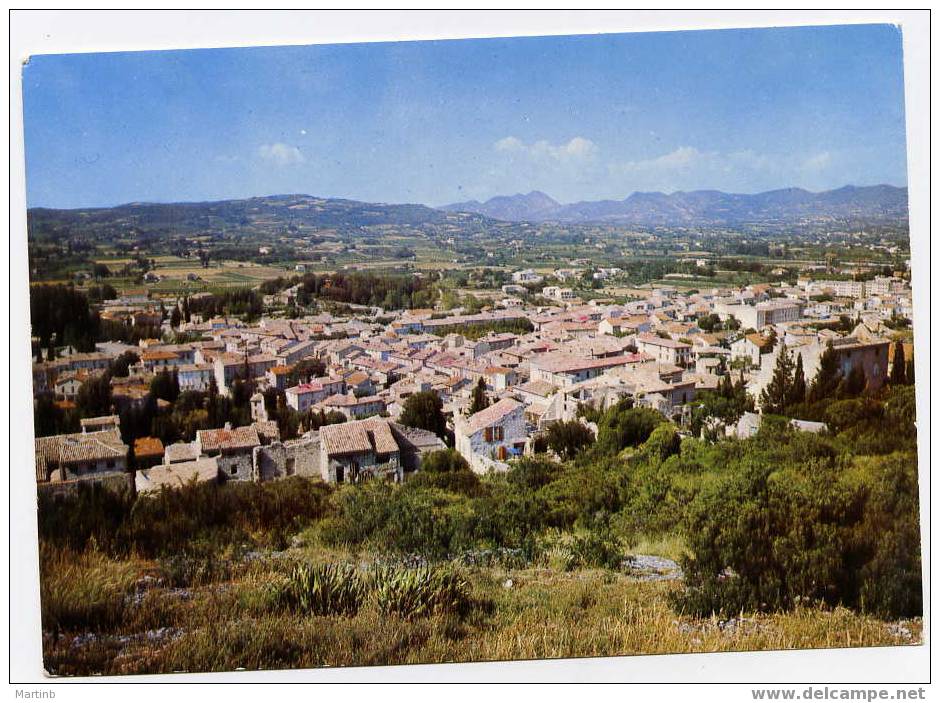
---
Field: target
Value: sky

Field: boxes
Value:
[22,24,909,209]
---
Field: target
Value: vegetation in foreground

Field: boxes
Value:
[37,385,921,676]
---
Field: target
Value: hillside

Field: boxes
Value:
[27,194,493,241]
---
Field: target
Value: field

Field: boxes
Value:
[40,540,920,677]
[90,256,294,294]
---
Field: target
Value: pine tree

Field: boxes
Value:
[170,306,182,329]
[890,341,907,385]
[468,377,490,416]
[839,364,867,398]
[719,373,734,399]
[787,353,807,409]
[808,342,841,403]
[906,357,915,385]
[759,344,794,415]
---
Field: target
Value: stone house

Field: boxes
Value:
[195,425,261,481]
[455,398,527,474]
[35,428,128,483]
[731,333,775,367]
[318,417,403,483]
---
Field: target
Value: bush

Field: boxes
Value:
[544,420,594,461]
[276,563,366,616]
[39,477,333,558]
[406,449,481,496]
[595,404,664,455]
[372,565,472,619]
[672,449,923,619]
[638,423,681,462]
[855,454,922,618]
[562,530,624,571]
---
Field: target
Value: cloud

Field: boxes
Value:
[257,142,305,166]
[608,145,836,192]
[494,136,598,162]
[803,151,832,171]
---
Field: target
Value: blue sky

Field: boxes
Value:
[23,24,908,209]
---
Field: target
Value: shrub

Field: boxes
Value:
[563,530,624,571]
[544,420,594,461]
[638,423,681,461]
[372,565,472,619]
[595,404,664,455]
[276,563,366,616]
[673,455,891,618]
[406,449,481,496]
[855,454,922,618]
[38,477,333,558]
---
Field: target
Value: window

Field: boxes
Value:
[106,460,115,469]
[230,465,238,476]
[286,458,295,476]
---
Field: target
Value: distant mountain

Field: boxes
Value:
[445,190,561,222]
[440,185,908,225]
[28,193,493,237]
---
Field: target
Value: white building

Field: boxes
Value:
[635,334,693,367]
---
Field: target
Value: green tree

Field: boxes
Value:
[759,344,794,415]
[544,420,594,461]
[595,402,663,455]
[839,364,867,398]
[787,353,807,408]
[286,358,326,387]
[170,306,182,329]
[150,369,180,403]
[399,391,448,440]
[110,350,140,378]
[889,341,907,386]
[76,372,113,417]
[808,342,841,403]
[468,377,489,416]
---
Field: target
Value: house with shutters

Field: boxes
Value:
[455,397,527,474]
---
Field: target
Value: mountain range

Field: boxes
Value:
[27,185,908,241]
[442,185,908,225]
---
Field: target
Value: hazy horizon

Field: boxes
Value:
[25,181,910,212]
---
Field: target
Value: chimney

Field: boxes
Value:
[224,421,232,430]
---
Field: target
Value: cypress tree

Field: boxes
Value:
[759,344,794,415]
[468,377,490,416]
[890,341,907,386]
[788,353,807,409]
[808,342,841,403]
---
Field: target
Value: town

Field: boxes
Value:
[32,261,913,495]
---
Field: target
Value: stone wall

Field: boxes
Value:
[252,437,321,482]
[216,451,254,482]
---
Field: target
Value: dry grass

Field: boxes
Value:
[40,554,921,677]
